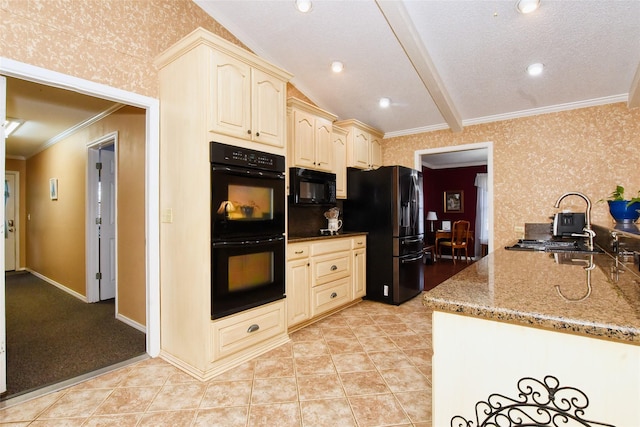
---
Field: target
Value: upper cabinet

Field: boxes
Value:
[210,52,287,147]
[333,119,383,170]
[156,28,293,154]
[332,126,348,199]
[287,98,337,173]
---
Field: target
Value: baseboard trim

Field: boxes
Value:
[26,269,87,302]
[116,313,146,333]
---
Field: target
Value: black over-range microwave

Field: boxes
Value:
[289,167,337,205]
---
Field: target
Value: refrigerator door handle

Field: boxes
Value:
[402,237,423,244]
[401,254,425,263]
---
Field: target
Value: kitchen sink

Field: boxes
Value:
[505,239,604,254]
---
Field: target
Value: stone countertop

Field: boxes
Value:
[423,248,640,344]
[287,231,368,243]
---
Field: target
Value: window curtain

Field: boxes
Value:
[474,173,488,256]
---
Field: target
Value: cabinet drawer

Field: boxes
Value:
[211,301,285,361]
[311,278,351,317]
[312,252,350,285]
[311,238,351,256]
[287,243,309,260]
[352,235,366,249]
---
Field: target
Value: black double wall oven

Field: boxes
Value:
[210,142,286,319]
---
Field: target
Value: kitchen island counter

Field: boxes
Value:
[423,248,640,425]
[423,248,640,343]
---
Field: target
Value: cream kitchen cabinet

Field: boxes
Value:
[287,97,337,173]
[286,243,311,327]
[155,28,292,382]
[333,119,383,170]
[211,53,287,148]
[352,235,367,299]
[286,235,366,330]
[332,126,348,199]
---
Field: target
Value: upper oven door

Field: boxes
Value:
[212,164,285,240]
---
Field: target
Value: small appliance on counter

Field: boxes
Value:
[552,212,586,237]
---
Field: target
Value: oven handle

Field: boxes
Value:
[212,236,285,248]
[211,164,284,180]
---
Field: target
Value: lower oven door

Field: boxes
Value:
[211,235,285,319]
[393,252,425,304]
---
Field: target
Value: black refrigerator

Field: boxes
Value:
[344,166,424,304]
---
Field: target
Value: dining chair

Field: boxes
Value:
[438,220,470,264]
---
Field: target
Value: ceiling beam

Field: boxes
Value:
[629,61,640,109]
[376,0,463,132]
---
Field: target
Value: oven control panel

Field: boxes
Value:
[210,141,285,173]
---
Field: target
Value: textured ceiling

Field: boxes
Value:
[195,0,640,137]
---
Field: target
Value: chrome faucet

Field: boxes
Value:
[554,191,595,250]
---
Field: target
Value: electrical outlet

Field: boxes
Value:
[383,285,389,297]
[514,225,524,233]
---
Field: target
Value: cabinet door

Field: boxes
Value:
[369,134,383,170]
[353,248,366,299]
[351,129,370,169]
[286,258,310,327]
[332,129,347,199]
[314,117,333,172]
[252,68,286,147]
[291,109,316,169]
[210,52,251,139]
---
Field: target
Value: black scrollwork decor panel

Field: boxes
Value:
[450,375,615,427]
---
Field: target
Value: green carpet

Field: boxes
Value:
[3,272,146,399]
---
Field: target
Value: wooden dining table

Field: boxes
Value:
[434,229,474,260]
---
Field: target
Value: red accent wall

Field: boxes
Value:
[422,165,487,255]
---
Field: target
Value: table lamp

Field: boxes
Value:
[426,211,438,232]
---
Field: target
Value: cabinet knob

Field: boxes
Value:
[247,324,260,333]
[330,265,337,271]
[247,130,252,135]
[330,292,337,299]
[255,132,260,137]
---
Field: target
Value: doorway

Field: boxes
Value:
[1,57,160,400]
[415,142,494,255]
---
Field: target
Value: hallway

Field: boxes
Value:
[3,272,146,400]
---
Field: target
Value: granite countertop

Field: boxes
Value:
[423,248,640,344]
[287,231,368,243]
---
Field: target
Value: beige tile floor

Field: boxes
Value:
[0,294,433,426]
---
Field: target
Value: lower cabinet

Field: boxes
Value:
[210,300,286,361]
[286,235,366,330]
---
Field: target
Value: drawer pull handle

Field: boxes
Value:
[330,265,338,271]
[330,292,338,299]
[295,250,304,254]
[247,324,260,333]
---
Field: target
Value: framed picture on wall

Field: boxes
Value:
[50,178,58,200]
[444,190,463,213]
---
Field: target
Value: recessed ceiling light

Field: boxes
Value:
[379,97,391,108]
[295,0,312,13]
[4,118,24,138]
[516,0,540,14]
[331,61,344,73]
[526,62,544,76]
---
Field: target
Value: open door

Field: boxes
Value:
[1,75,8,393]
[86,134,117,303]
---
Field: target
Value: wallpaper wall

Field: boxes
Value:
[0,0,242,98]
[382,103,640,249]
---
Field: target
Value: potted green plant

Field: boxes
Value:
[603,185,640,223]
